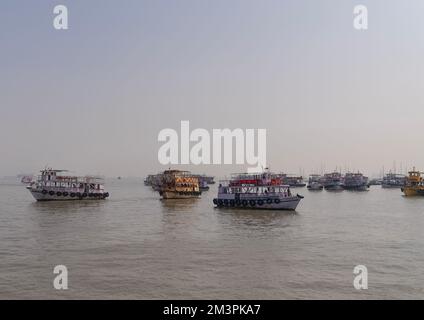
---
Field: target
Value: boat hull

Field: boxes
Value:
[382,184,403,189]
[213,195,302,211]
[324,185,344,191]
[342,185,369,191]
[160,191,201,199]
[402,187,424,197]
[29,190,108,201]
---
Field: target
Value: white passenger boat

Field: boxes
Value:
[26,169,109,201]
[213,171,303,210]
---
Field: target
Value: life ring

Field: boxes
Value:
[229,200,235,207]
[249,200,256,206]
[242,200,248,206]
[213,198,218,205]
[266,198,273,204]
[257,199,264,206]
[42,190,48,195]
[274,198,280,204]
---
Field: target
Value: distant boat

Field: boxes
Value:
[26,169,109,201]
[199,180,210,191]
[322,172,343,191]
[382,173,405,188]
[144,174,158,186]
[156,170,201,199]
[20,175,34,184]
[342,172,369,191]
[368,178,382,186]
[401,168,424,196]
[278,173,306,187]
[192,174,215,185]
[307,174,323,190]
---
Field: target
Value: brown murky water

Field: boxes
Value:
[0,177,423,299]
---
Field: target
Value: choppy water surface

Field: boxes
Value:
[0,177,423,299]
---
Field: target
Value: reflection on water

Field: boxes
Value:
[214,207,298,228]
[160,198,199,213]
[30,200,107,214]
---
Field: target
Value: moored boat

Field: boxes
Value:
[26,169,109,201]
[368,178,382,186]
[323,172,343,191]
[199,180,210,191]
[213,171,303,210]
[157,170,201,199]
[193,174,214,190]
[342,172,369,191]
[382,173,406,188]
[307,174,323,190]
[279,174,306,187]
[144,174,156,186]
[401,168,424,196]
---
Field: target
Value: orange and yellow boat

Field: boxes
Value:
[401,168,424,196]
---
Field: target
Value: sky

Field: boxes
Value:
[1,0,424,178]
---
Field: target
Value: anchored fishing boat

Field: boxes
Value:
[213,171,303,210]
[342,172,369,191]
[157,170,201,199]
[26,169,109,201]
[401,168,424,196]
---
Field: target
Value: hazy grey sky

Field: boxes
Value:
[1,0,424,177]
